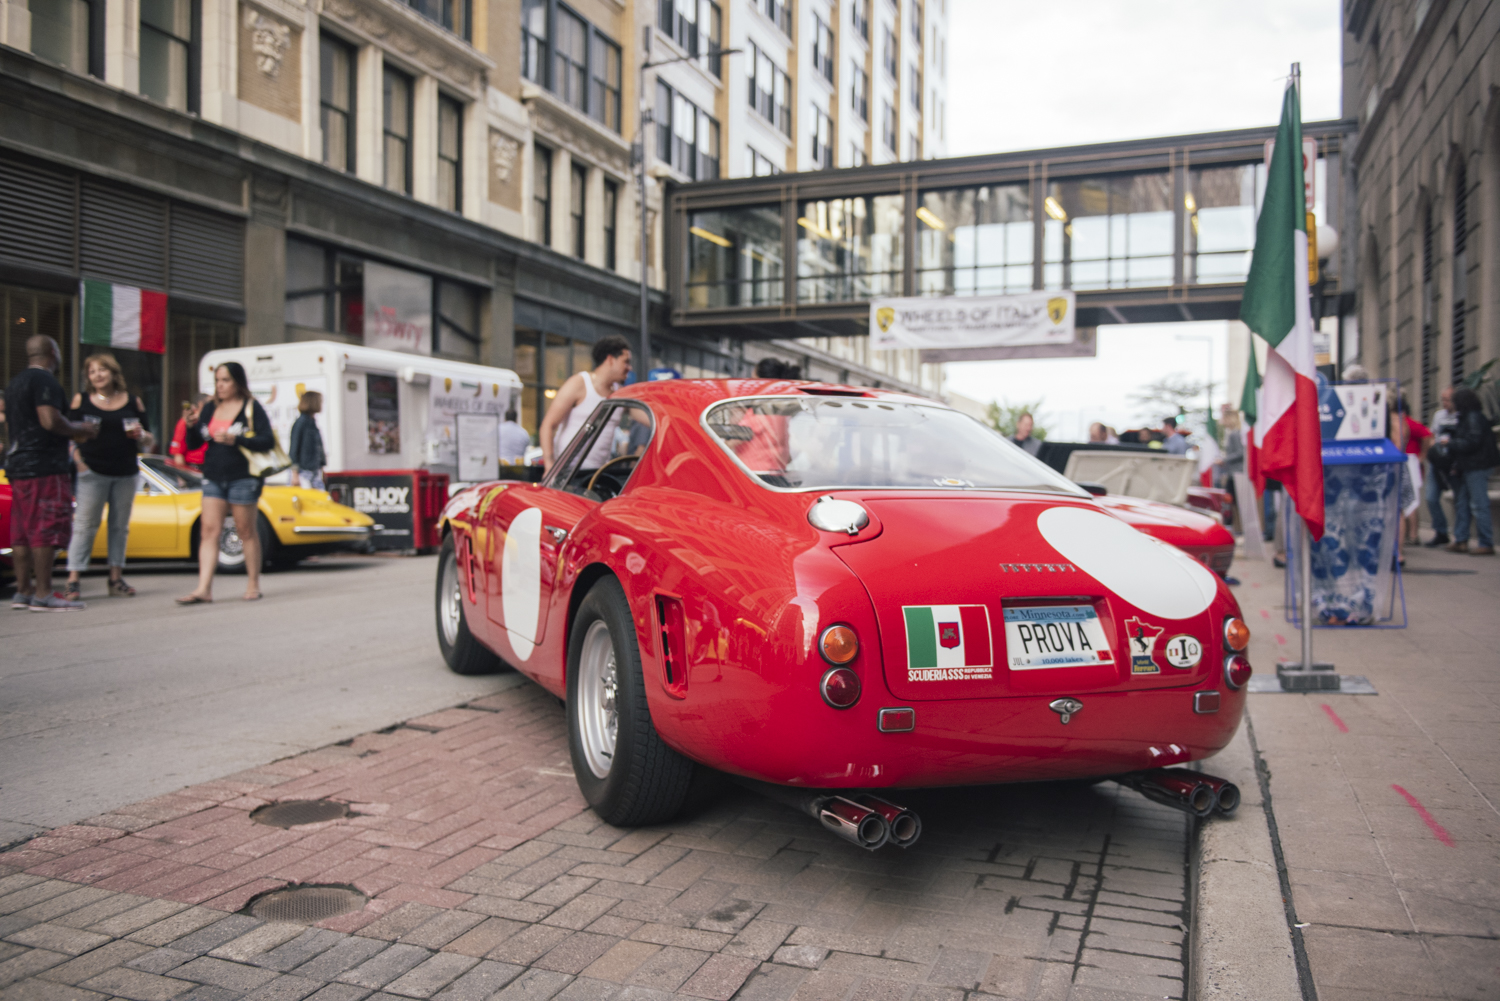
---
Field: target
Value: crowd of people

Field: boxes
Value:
[3,336,331,610]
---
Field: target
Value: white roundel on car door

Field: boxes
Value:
[1037,506,1218,621]
[502,506,543,660]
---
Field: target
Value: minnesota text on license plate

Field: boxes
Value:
[1004,605,1114,669]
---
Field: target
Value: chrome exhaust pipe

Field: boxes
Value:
[1178,771,1240,815]
[818,797,890,850]
[854,794,922,848]
[1115,770,1215,817]
[731,778,902,851]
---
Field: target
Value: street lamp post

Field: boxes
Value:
[633,31,740,377]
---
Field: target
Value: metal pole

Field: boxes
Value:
[1299,517,1313,668]
[638,46,651,375]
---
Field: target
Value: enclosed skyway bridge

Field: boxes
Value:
[666,120,1359,341]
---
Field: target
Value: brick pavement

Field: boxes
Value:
[0,682,1195,1001]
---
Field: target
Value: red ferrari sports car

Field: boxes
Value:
[435,380,1251,840]
[1094,494,1237,579]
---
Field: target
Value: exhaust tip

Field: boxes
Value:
[855,814,887,847]
[889,813,920,845]
[819,797,890,851]
[1188,784,1216,816]
[1213,782,1241,815]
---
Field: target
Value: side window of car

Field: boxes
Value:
[545,401,654,501]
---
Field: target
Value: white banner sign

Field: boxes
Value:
[428,376,516,468]
[364,261,432,355]
[869,291,1076,351]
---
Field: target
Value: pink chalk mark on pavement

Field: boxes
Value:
[1260,609,1272,619]
[1275,634,1287,645]
[1320,704,1349,733]
[1391,784,1456,847]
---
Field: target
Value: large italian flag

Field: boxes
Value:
[1239,80,1324,540]
[81,279,166,354]
[903,604,992,681]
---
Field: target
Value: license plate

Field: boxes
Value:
[1003,605,1115,670]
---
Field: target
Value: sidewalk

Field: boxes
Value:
[1231,540,1500,1001]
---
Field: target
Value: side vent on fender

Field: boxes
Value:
[456,534,478,604]
[655,594,689,699]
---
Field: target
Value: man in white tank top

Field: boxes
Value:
[538,335,633,471]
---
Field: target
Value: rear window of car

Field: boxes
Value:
[703,396,1087,495]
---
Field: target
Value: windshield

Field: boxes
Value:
[142,455,203,491]
[704,397,1087,495]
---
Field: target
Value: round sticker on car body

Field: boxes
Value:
[1162,634,1203,669]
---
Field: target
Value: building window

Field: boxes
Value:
[533,145,552,244]
[31,0,98,75]
[521,1,623,133]
[603,179,618,270]
[140,0,197,113]
[760,0,791,35]
[851,63,868,121]
[589,32,622,131]
[813,15,834,82]
[881,100,896,152]
[849,142,867,167]
[570,162,587,258]
[658,80,720,180]
[687,205,785,307]
[746,147,781,177]
[553,7,588,112]
[658,0,723,76]
[399,0,469,41]
[383,67,413,194]
[811,106,833,170]
[748,42,791,137]
[910,0,922,43]
[1045,173,1174,291]
[916,184,1033,296]
[320,34,356,172]
[909,65,921,110]
[522,0,547,83]
[796,194,905,302]
[881,24,897,78]
[852,0,869,41]
[907,132,920,160]
[1452,157,1468,385]
[438,95,463,212]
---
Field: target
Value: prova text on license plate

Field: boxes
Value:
[1003,605,1114,670]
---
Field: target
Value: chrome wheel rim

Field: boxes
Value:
[219,523,245,565]
[577,619,619,778]
[439,550,462,647]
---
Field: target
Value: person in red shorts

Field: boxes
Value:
[5,335,99,611]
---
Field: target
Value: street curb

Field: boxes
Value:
[1191,720,1304,1000]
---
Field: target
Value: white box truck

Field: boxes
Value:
[198,341,524,485]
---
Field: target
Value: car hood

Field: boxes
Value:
[830,493,1228,701]
[1094,494,1234,551]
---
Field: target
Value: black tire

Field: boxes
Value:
[217,515,275,574]
[567,576,694,825]
[435,534,506,676]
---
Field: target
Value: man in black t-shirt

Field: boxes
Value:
[5,335,98,611]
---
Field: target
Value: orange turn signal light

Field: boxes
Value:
[1223,617,1250,652]
[820,625,859,665]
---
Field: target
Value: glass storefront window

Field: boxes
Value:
[515,328,540,437]
[917,184,1031,296]
[796,194,903,303]
[1044,173,1172,291]
[3,288,75,440]
[687,205,784,308]
[166,313,238,441]
[1187,164,1259,285]
[436,281,480,361]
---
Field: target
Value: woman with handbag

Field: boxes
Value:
[176,362,276,603]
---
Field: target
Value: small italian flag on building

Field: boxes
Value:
[903,605,993,681]
[81,279,166,354]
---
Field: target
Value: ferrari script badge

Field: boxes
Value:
[875,306,896,333]
[1047,296,1069,324]
[1049,698,1083,725]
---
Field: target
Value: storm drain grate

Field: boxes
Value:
[250,799,349,828]
[250,885,366,924]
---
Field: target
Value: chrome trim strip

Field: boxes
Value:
[292,526,371,535]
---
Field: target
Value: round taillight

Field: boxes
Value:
[1224,616,1250,652]
[820,667,861,708]
[1224,654,1252,690]
[820,625,859,665]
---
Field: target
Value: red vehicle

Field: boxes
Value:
[435,380,1251,843]
[1094,494,1237,579]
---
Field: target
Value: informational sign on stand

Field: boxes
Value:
[456,413,499,482]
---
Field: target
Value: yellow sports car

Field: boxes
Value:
[1,456,373,573]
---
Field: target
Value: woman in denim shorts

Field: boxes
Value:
[175,362,275,604]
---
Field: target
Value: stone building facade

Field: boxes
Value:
[1345,0,1500,415]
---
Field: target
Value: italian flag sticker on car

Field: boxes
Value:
[903,605,993,681]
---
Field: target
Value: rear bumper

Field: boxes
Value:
[660,680,1246,789]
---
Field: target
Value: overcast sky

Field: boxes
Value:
[940,0,1342,436]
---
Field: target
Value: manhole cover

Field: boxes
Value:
[250,800,349,828]
[250,885,366,924]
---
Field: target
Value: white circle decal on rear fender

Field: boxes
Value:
[502,506,543,661]
[1036,506,1218,621]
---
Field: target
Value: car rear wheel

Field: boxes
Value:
[436,534,506,676]
[217,516,275,573]
[567,576,693,826]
